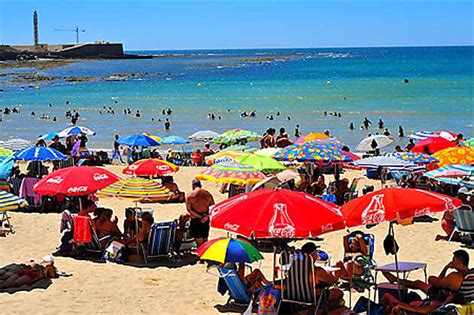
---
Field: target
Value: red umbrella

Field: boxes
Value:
[341,188,462,227]
[123,159,179,177]
[210,188,346,238]
[411,137,456,155]
[34,166,120,196]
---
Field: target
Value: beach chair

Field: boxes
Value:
[431,269,474,314]
[339,233,377,304]
[73,216,111,256]
[344,177,362,202]
[146,221,177,260]
[449,206,474,247]
[216,267,253,307]
[279,250,327,313]
[0,210,14,236]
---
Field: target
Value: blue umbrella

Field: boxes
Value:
[58,125,96,137]
[13,146,67,161]
[117,134,160,147]
[161,136,188,145]
[38,132,59,140]
[0,156,14,179]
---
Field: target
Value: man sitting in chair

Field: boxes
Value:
[382,250,470,300]
[162,176,185,203]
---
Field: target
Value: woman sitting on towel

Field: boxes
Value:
[0,256,57,289]
[334,231,369,283]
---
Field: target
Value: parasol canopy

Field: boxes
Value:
[123,159,179,177]
[213,128,261,145]
[294,133,331,144]
[188,130,219,141]
[196,237,263,263]
[431,147,474,167]
[356,135,394,152]
[196,162,265,185]
[236,154,286,172]
[58,125,96,137]
[410,137,456,155]
[13,146,67,161]
[0,190,28,211]
[96,177,172,202]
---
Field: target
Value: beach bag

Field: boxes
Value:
[103,241,125,262]
[258,286,281,314]
[353,296,384,315]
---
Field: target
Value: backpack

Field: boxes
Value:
[258,286,281,314]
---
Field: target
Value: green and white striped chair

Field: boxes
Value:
[449,206,474,247]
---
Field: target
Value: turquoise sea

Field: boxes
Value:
[0,46,473,150]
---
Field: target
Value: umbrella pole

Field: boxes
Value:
[273,245,277,283]
[134,201,143,262]
[391,222,402,298]
[78,197,82,213]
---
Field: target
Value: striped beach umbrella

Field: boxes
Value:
[213,129,261,145]
[58,125,96,137]
[97,177,172,202]
[432,147,474,167]
[196,238,263,264]
[0,190,28,211]
[142,132,162,143]
[425,165,473,179]
[195,162,266,185]
[464,138,474,148]
[13,146,67,161]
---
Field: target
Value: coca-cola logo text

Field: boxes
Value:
[46,176,64,184]
[268,203,296,238]
[93,173,109,181]
[67,186,88,194]
[361,194,386,225]
[224,223,240,232]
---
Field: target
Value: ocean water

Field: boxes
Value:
[0,46,472,150]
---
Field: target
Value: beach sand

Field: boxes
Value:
[0,166,463,314]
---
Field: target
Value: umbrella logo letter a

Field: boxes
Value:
[361,194,385,225]
[269,203,295,238]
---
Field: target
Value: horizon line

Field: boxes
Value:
[124,44,474,52]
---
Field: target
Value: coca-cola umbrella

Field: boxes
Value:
[34,166,120,196]
[410,137,456,155]
[210,188,346,239]
[341,188,462,295]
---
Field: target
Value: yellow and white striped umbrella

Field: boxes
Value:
[97,177,172,202]
[0,190,28,211]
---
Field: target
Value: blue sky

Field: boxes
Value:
[1,1,472,50]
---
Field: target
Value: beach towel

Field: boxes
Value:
[73,216,92,243]
[19,177,41,205]
[258,286,280,314]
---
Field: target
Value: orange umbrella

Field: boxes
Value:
[295,133,331,144]
[432,147,474,167]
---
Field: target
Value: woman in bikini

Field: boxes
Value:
[0,258,57,289]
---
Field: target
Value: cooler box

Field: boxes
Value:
[377,282,407,303]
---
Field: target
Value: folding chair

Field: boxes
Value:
[344,177,363,202]
[217,267,252,307]
[280,250,327,313]
[0,210,14,235]
[146,221,177,261]
[449,207,474,247]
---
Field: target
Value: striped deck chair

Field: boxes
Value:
[217,267,252,306]
[449,207,474,247]
[280,250,327,312]
[430,270,474,314]
[147,221,177,259]
[85,220,111,254]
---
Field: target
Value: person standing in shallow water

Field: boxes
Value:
[399,126,404,138]
[164,118,171,131]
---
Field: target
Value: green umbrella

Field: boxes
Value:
[236,154,286,173]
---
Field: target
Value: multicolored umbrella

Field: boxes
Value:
[384,152,438,165]
[294,133,331,144]
[0,148,13,157]
[410,137,456,155]
[97,177,172,202]
[117,134,160,147]
[210,188,346,238]
[34,166,120,196]
[0,190,28,211]
[58,125,96,137]
[341,188,462,227]
[13,146,67,161]
[123,159,179,177]
[236,154,286,172]
[356,135,394,152]
[142,132,162,143]
[205,150,249,165]
[213,128,261,145]
[432,147,474,167]
[196,238,263,263]
[354,156,418,170]
[274,142,353,163]
[196,162,265,185]
[221,145,258,153]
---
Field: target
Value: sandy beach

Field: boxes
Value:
[0,165,463,315]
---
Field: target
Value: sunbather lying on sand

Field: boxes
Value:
[0,256,57,289]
